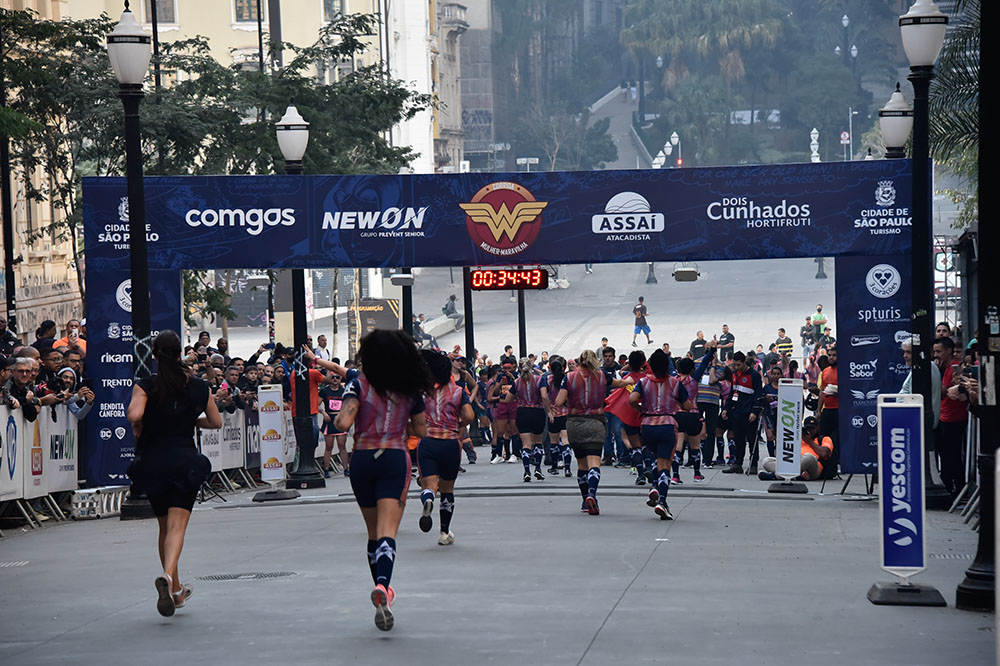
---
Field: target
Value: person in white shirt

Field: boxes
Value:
[314,335,331,361]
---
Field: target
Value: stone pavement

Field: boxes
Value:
[0,455,992,666]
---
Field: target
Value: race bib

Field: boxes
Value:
[329,398,342,411]
[700,375,709,386]
[732,393,739,402]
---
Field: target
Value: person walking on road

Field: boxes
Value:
[720,351,763,475]
[512,357,548,481]
[631,297,653,347]
[126,331,221,618]
[334,329,432,632]
[629,349,691,520]
[556,350,633,515]
[417,350,474,546]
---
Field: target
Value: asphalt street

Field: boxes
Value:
[0,457,991,666]
[226,258,838,364]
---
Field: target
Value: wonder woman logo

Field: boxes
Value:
[460,182,548,256]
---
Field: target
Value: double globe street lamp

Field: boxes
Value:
[880,1,991,612]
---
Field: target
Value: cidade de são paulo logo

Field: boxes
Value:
[705,196,811,229]
[460,182,548,256]
[322,206,428,238]
[866,264,902,299]
[99,197,160,250]
[185,207,295,236]
[592,192,664,241]
[854,180,911,235]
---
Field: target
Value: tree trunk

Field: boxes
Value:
[332,267,339,360]
[221,269,233,338]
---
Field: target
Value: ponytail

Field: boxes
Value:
[152,330,187,397]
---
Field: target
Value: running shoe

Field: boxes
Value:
[438,532,455,546]
[344,468,350,477]
[154,575,175,617]
[490,456,502,465]
[703,460,715,469]
[523,472,532,482]
[564,469,572,478]
[371,584,395,632]
[646,488,659,507]
[671,475,684,485]
[693,473,706,482]
[632,342,638,347]
[635,475,646,486]
[419,497,434,533]
[173,582,194,609]
[547,466,559,475]
[323,467,331,479]
[534,470,545,481]
[654,503,674,520]
[714,458,726,466]
[585,495,600,515]
[721,464,743,474]
[581,500,589,513]
[459,466,467,473]
[507,456,519,464]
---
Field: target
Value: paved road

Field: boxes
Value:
[224,258,836,365]
[0,459,990,665]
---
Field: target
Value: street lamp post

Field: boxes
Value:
[900,0,950,517]
[276,103,325,490]
[108,3,155,520]
[810,128,820,163]
[645,263,657,284]
[670,131,682,167]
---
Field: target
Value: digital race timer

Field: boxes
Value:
[469,268,549,290]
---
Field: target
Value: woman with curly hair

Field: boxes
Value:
[334,329,433,632]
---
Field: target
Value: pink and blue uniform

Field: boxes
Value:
[419,381,469,482]
[563,369,609,415]
[343,374,425,508]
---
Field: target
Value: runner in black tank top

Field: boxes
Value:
[127,331,222,617]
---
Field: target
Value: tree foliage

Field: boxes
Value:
[929,0,978,229]
[2,8,430,323]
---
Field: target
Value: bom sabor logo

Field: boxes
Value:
[260,400,280,413]
[262,456,283,470]
[460,182,548,256]
[262,428,281,441]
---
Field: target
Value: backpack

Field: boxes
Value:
[442,305,449,315]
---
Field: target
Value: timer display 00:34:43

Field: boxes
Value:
[468,269,548,290]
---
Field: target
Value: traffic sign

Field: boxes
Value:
[840,131,850,145]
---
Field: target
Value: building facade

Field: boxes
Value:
[433,2,467,173]
[1,0,82,343]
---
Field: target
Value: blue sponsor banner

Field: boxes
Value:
[82,161,913,485]
[834,254,913,474]
[83,160,913,270]
[877,398,925,574]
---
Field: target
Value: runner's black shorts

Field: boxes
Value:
[516,407,547,435]
[674,412,704,438]
[322,418,346,436]
[548,415,567,433]
[349,449,411,508]
[148,489,197,516]
[641,424,678,460]
[622,423,641,438]
[417,437,461,481]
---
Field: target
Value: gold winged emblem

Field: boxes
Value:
[459,201,549,242]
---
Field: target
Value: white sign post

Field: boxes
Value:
[768,378,808,493]
[252,385,300,502]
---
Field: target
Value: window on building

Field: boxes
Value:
[234,0,264,23]
[324,0,346,22]
[144,0,177,24]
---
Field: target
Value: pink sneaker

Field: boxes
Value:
[371,584,395,631]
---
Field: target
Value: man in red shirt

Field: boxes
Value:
[933,337,968,496]
[816,346,839,476]
[290,365,336,452]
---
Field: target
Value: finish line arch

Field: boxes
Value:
[82,160,915,485]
